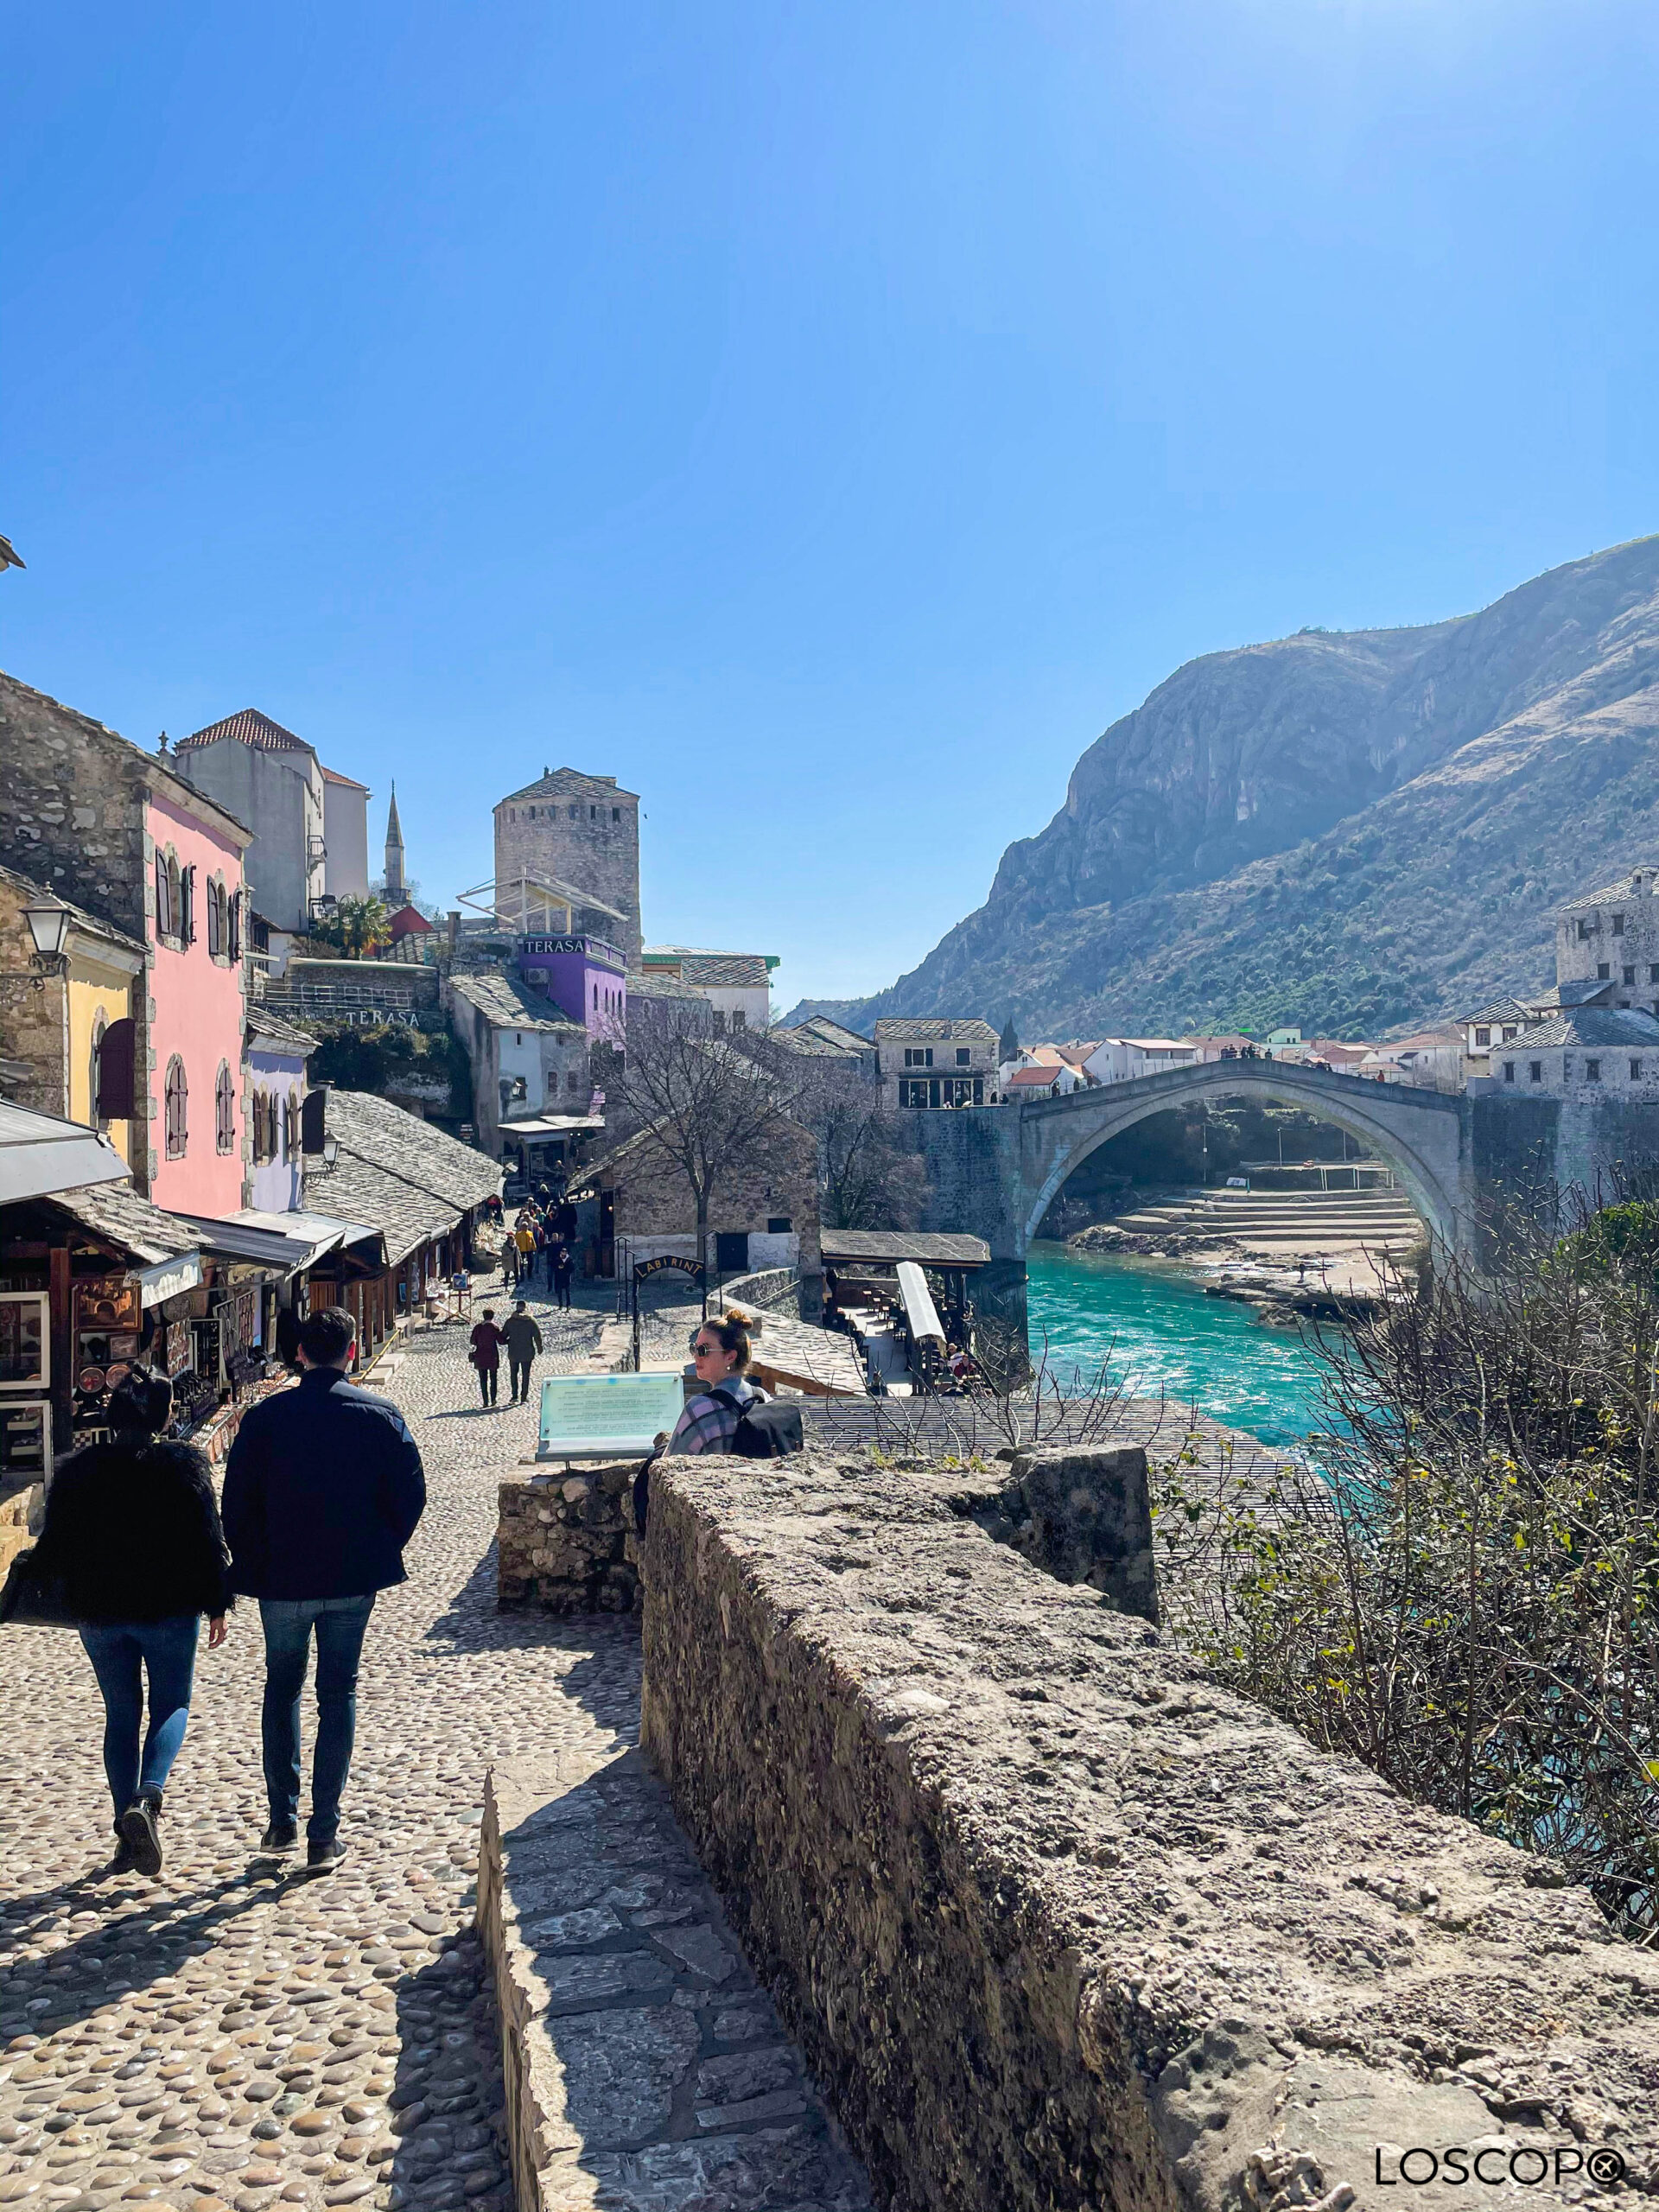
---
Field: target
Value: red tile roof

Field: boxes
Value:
[320,763,370,791]
[179,708,310,755]
[1007,1065,1063,1087]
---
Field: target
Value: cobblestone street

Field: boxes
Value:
[0,1293,634,2212]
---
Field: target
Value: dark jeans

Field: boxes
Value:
[258,1594,375,1841]
[79,1615,200,1825]
[509,1357,534,1404]
[553,1274,573,1310]
[477,1361,498,1405]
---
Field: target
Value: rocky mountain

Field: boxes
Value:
[791,535,1659,1041]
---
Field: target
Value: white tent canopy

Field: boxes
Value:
[0,1100,129,1206]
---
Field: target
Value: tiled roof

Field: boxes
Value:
[1557,868,1659,914]
[246,1008,318,1056]
[1459,999,1538,1027]
[1509,1009,1659,1049]
[178,709,312,756]
[319,763,370,791]
[0,861,146,957]
[497,768,639,807]
[874,1019,1000,1044]
[1007,1065,1062,1087]
[627,970,710,1006]
[798,1016,872,1052]
[677,953,771,989]
[448,968,587,1036]
[820,1230,991,1267]
[1536,979,1619,1011]
[303,1090,500,1262]
[48,1179,200,1267]
[772,1027,859,1058]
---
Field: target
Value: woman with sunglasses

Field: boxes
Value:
[661,1308,769,1454]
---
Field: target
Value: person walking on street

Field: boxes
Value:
[20,1368,231,1878]
[501,1301,543,1406]
[221,1306,425,1872]
[469,1309,505,1406]
[551,1241,575,1310]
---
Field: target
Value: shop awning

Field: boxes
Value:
[0,1101,130,1205]
[134,1251,203,1308]
[895,1261,946,1347]
[172,1208,383,1274]
[500,1116,606,1138]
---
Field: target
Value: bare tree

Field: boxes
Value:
[607,1006,809,1300]
[804,1084,928,1231]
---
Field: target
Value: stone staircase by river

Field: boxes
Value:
[1104,1185,1422,1254]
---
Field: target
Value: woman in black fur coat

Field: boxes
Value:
[33,1367,232,1878]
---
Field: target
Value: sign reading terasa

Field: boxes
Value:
[632,1255,706,1283]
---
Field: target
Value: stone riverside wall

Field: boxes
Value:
[497,1462,641,1613]
[639,1453,1659,2212]
[916,1442,1159,1624]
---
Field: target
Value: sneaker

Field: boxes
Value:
[307,1835,347,1874]
[118,1797,163,1878]
[259,1823,298,1854]
[104,1834,142,1876]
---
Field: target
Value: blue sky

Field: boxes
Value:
[4,2,1657,1008]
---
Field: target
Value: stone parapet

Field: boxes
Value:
[915,1441,1159,1623]
[640,1452,1659,2212]
[497,1462,640,1614]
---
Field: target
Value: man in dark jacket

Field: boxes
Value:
[500,1301,543,1406]
[222,1306,425,1872]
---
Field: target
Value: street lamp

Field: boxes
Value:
[22,902,71,963]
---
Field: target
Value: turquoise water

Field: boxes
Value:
[1025,1243,1328,1450]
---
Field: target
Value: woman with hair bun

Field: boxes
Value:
[28,1366,232,1878]
[661,1307,770,1454]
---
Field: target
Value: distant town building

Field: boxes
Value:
[875,1019,1001,1109]
[641,946,775,1033]
[443,966,595,1167]
[493,769,642,963]
[1078,1038,1199,1086]
[1458,863,1659,1093]
[172,709,370,931]
[243,1007,315,1214]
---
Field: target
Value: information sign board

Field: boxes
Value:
[536,1371,687,1460]
[633,1255,705,1283]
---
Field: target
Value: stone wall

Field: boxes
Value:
[916,1442,1159,1624]
[497,1463,640,1614]
[640,1452,1659,2212]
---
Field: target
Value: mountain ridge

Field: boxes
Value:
[785,536,1659,1041]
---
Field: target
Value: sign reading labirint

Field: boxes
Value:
[632,1255,705,1283]
[536,1372,686,1461]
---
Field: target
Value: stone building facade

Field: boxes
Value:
[1556,864,1659,1016]
[173,708,369,931]
[874,1017,1001,1110]
[0,672,252,1204]
[493,769,642,963]
[0,864,145,1167]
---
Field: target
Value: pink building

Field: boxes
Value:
[144,788,253,1215]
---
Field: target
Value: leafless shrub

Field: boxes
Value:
[1154,1172,1659,1943]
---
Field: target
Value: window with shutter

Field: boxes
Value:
[207,880,223,958]
[180,865,196,945]
[227,891,241,963]
[154,853,172,941]
[216,1064,236,1153]
[165,1058,188,1157]
[95,1020,136,1119]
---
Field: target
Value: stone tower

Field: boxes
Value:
[384,785,405,902]
[493,768,641,961]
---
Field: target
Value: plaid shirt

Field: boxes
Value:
[664,1378,766,1455]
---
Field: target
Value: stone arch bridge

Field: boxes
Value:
[906,1058,1591,1351]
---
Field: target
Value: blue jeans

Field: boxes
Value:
[258,1594,375,1842]
[79,1616,200,1827]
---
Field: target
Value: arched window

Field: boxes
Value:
[164,1058,188,1158]
[215,1063,236,1153]
[166,857,182,943]
[154,852,173,941]
[89,1015,105,1129]
[283,1090,301,1161]
[207,878,224,958]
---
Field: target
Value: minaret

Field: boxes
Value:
[384,785,406,902]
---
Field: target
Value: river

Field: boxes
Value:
[1025,1242,1327,1450]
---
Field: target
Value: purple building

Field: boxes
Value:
[517,933,627,1037]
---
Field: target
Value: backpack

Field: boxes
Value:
[711,1386,804,1459]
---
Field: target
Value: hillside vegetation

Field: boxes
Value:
[792,536,1659,1040]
